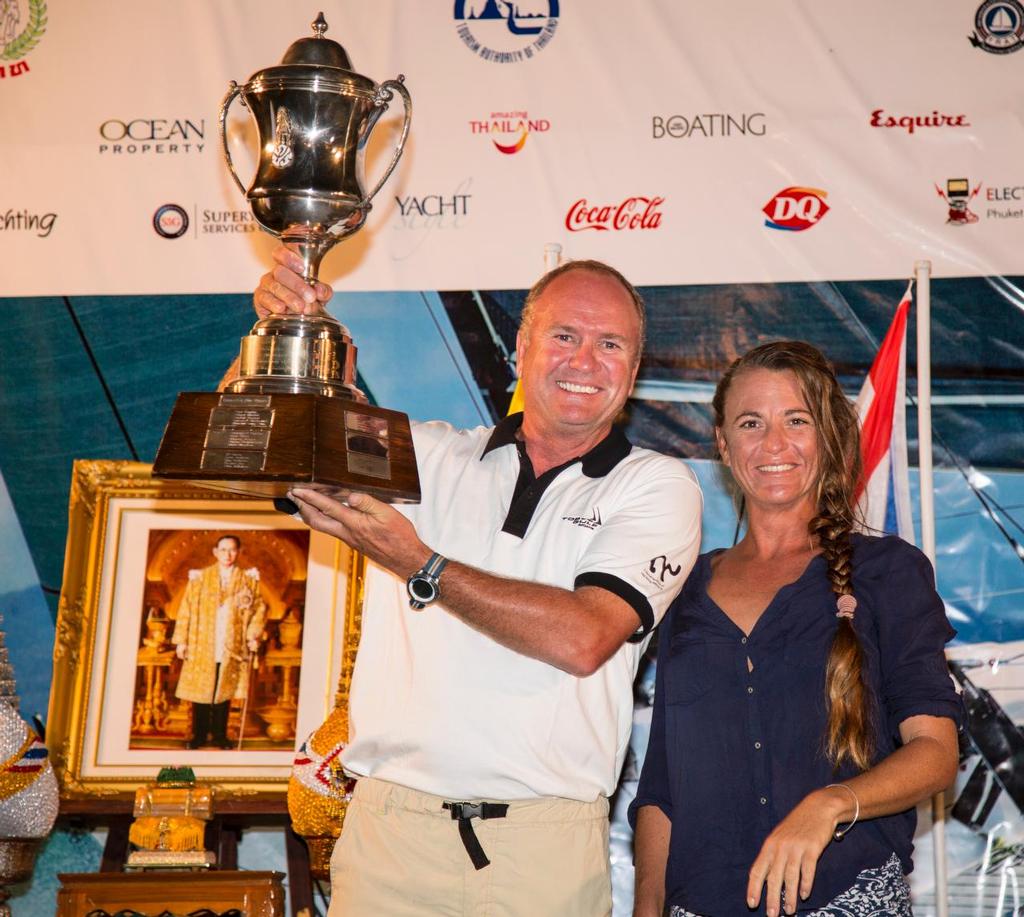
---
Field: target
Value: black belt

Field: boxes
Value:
[442,800,509,870]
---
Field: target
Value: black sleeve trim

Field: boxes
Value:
[575,571,654,642]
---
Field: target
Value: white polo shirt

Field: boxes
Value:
[342,415,702,802]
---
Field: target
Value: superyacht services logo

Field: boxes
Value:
[562,508,603,530]
[0,0,47,80]
[153,204,189,239]
[565,196,665,232]
[99,118,206,155]
[470,110,550,154]
[969,0,1024,53]
[762,187,829,232]
[454,0,559,63]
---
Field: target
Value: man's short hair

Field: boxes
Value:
[519,259,647,355]
[216,534,241,550]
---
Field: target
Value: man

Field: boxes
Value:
[255,246,702,915]
[172,534,267,749]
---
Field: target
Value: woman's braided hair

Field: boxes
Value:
[712,341,873,771]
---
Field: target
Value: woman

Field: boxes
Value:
[631,341,961,917]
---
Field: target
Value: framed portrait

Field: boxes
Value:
[48,461,363,802]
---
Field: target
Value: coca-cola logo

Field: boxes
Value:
[762,187,829,232]
[870,109,970,134]
[565,197,665,232]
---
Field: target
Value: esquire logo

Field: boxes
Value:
[454,0,559,63]
[469,110,550,154]
[99,118,206,155]
[869,109,970,135]
[762,187,829,232]
[565,197,665,232]
[0,0,46,80]
[969,0,1024,53]
[651,112,766,140]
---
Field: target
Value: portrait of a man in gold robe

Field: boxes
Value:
[131,528,310,751]
[173,535,267,748]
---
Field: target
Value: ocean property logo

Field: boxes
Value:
[469,110,550,154]
[454,0,559,63]
[0,0,47,80]
[762,187,829,231]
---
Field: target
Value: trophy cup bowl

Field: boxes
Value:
[153,13,419,503]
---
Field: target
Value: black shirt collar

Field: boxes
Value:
[481,412,632,478]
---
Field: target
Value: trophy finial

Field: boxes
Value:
[313,12,328,38]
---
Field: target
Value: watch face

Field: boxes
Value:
[409,576,436,602]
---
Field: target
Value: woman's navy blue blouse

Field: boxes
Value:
[629,534,962,916]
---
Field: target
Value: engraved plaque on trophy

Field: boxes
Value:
[153,13,419,503]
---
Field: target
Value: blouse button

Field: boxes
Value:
[760,796,768,805]
[747,686,754,695]
[741,637,748,645]
[754,741,762,750]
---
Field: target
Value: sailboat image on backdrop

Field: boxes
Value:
[461,0,547,35]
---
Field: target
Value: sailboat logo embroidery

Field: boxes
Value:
[454,1,560,63]
[969,0,1024,53]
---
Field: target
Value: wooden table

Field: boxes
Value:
[57,870,285,917]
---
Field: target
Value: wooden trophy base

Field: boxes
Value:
[152,391,420,503]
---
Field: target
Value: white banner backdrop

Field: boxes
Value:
[2,0,1024,296]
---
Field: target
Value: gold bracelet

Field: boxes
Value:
[825,783,859,841]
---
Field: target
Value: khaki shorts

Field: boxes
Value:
[328,777,612,917]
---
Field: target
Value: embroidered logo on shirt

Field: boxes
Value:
[642,554,682,587]
[562,507,602,530]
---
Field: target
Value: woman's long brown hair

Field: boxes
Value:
[712,341,873,771]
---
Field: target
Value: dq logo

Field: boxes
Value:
[762,187,829,231]
[0,0,47,79]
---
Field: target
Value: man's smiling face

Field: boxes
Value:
[516,268,642,446]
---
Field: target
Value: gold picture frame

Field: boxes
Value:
[48,460,364,803]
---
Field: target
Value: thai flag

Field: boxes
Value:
[854,282,915,543]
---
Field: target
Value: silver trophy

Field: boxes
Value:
[154,13,420,502]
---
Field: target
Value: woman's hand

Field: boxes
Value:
[746,785,850,917]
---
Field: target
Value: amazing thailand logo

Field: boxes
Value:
[0,0,46,79]
[454,1,559,63]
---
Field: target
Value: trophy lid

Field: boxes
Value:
[281,12,353,70]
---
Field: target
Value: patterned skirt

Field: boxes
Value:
[668,852,912,917]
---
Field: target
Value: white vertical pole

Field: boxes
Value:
[915,259,947,917]
[544,242,563,272]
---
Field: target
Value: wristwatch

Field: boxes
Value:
[407,552,449,610]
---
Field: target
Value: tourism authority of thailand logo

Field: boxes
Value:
[454,1,559,63]
[0,0,47,79]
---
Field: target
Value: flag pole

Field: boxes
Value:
[915,259,947,917]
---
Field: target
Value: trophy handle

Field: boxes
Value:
[362,76,412,206]
[220,81,248,199]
